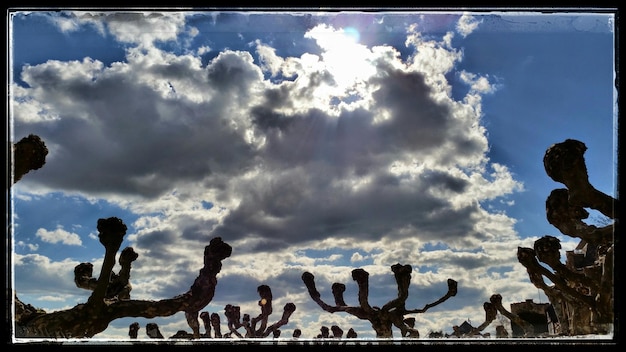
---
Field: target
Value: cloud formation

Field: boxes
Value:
[35,226,82,246]
[11,12,544,339]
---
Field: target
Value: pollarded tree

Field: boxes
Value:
[517,139,616,335]
[222,284,296,338]
[11,134,49,185]
[199,311,223,338]
[302,264,458,338]
[14,217,232,338]
[460,294,534,338]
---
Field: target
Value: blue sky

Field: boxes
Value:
[8,10,617,340]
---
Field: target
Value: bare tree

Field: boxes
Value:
[14,218,232,338]
[302,264,457,338]
[517,139,616,335]
[145,323,164,338]
[222,285,296,338]
[128,322,139,339]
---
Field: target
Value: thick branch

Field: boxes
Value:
[381,264,411,312]
[596,246,614,323]
[352,269,374,313]
[301,271,370,319]
[89,217,127,304]
[224,304,244,337]
[117,247,138,285]
[251,285,273,336]
[332,283,347,306]
[397,317,420,338]
[200,311,211,337]
[547,189,613,246]
[490,294,534,337]
[74,263,98,291]
[534,236,599,292]
[467,301,497,336]
[543,139,617,218]
[21,234,231,338]
[210,313,223,338]
[12,134,48,184]
[260,303,296,337]
[517,247,595,308]
[302,272,345,313]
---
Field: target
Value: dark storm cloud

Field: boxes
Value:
[15,52,258,198]
[250,106,293,131]
[215,167,482,248]
[134,229,181,261]
[210,65,482,251]
[180,221,219,242]
[371,68,452,151]
[256,107,381,174]
[207,51,263,94]
[419,170,469,193]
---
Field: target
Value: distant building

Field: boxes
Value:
[457,321,474,335]
[448,320,481,338]
[510,299,558,337]
[566,240,598,271]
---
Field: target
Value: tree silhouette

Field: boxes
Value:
[460,294,533,338]
[14,218,232,338]
[517,139,616,335]
[128,322,139,339]
[197,311,223,338]
[302,264,457,338]
[222,285,296,338]
[11,134,48,185]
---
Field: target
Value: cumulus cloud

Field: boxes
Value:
[103,12,187,47]
[16,241,39,251]
[456,13,482,37]
[13,253,82,294]
[14,15,522,256]
[35,226,82,246]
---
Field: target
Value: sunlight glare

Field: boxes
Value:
[343,26,360,44]
[306,25,375,96]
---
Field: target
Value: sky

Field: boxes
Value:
[7,9,617,341]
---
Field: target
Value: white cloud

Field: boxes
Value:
[456,13,482,37]
[35,226,82,246]
[255,40,284,77]
[13,253,82,294]
[350,252,365,263]
[459,70,498,94]
[106,12,187,47]
[16,241,39,251]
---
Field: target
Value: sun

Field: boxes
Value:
[305,25,374,94]
[342,26,360,44]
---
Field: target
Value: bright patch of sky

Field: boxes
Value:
[8,9,616,341]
